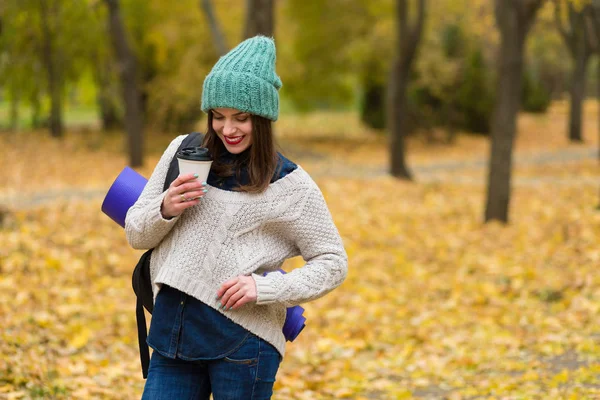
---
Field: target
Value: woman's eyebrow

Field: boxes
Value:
[233,111,249,116]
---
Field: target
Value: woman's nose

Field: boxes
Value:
[223,120,236,135]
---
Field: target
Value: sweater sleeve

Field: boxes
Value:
[252,183,348,307]
[124,135,186,250]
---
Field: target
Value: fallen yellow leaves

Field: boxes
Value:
[273,177,600,399]
[1,111,599,398]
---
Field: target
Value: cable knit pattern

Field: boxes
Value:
[125,135,348,356]
[201,36,282,121]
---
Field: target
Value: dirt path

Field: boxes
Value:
[310,146,597,181]
[1,146,597,210]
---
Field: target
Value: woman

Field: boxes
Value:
[125,35,348,399]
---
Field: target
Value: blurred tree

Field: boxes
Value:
[360,55,387,130]
[553,0,594,142]
[455,46,495,134]
[200,0,228,55]
[525,3,569,107]
[119,0,158,121]
[279,0,360,111]
[94,56,123,131]
[485,0,545,223]
[280,0,498,138]
[244,0,274,38]
[141,0,229,133]
[388,0,426,179]
[586,0,600,207]
[104,0,144,167]
[409,23,462,139]
[84,3,123,131]
[1,0,572,140]
[0,2,24,130]
[1,0,96,133]
[39,0,63,137]
[413,20,495,137]
[355,0,394,130]
[521,66,552,112]
[402,1,497,137]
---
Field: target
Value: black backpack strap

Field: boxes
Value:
[163,132,205,191]
[132,249,153,379]
[135,132,204,379]
[136,297,151,379]
[132,249,155,313]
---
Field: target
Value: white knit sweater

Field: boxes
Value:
[125,135,348,356]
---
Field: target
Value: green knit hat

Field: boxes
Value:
[201,35,282,121]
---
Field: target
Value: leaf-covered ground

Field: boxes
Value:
[1,105,599,399]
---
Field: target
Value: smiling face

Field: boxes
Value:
[211,108,253,154]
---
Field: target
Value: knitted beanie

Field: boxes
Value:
[201,35,282,121]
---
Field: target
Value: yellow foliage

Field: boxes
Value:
[0,106,599,398]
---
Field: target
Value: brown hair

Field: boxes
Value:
[202,110,279,193]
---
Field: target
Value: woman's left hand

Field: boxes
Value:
[217,276,257,311]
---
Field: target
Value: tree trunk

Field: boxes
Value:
[568,49,589,142]
[95,58,123,131]
[555,2,594,142]
[200,0,228,55]
[104,0,144,167]
[388,0,426,180]
[39,0,63,138]
[244,0,274,38]
[485,0,542,223]
[389,59,412,179]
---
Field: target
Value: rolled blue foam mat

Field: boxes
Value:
[283,302,307,342]
[101,167,148,228]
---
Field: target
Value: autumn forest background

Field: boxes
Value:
[1,0,599,399]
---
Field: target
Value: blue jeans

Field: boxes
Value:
[141,334,281,400]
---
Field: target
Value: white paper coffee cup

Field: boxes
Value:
[177,158,212,183]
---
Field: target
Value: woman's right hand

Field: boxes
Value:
[161,173,208,219]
